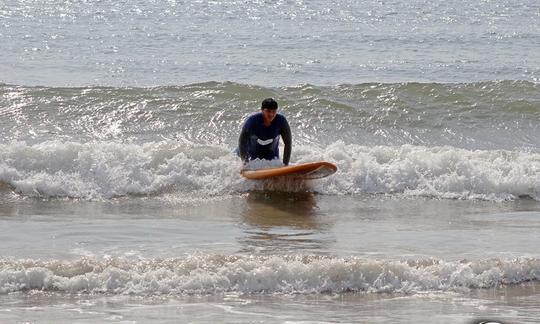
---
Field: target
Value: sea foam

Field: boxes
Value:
[0,255,538,295]
[0,141,538,201]
[307,142,540,201]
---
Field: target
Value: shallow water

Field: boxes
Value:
[1,193,540,323]
[1,284,540,324]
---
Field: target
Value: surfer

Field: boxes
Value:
[238,98,292,166]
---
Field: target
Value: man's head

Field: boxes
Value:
[261,98,278,124]
[261,98,278,110]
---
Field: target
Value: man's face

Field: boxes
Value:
[261,108,278,124]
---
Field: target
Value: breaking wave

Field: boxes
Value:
[0,141,538,201]
[0,255,538,295]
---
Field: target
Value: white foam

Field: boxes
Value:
[0,256,538,295]
[0,140,245,200]
[299,142,540,201]
[0,141,538,201]
[243,158,284,170]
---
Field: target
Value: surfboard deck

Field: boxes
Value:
[241,161,337,180]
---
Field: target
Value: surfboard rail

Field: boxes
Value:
[241,161,337,180]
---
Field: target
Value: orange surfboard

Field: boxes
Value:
[241,161,337,180]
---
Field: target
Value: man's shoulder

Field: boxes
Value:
[244,112,262,126]
[276,113,288,124]
[247,112,262,121]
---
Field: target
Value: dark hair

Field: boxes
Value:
[261,98,278,110]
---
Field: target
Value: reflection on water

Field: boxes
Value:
[238,191,334,255]
[242,191,319,228]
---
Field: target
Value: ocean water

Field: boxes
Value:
[1,1,540,323]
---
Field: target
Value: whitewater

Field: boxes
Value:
[0,141,538,201]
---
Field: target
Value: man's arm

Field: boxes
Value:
[238,123,250,163]
[281,120,292,166]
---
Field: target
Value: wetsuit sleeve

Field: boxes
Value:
[281,119,292,166]
[238,119,251,163]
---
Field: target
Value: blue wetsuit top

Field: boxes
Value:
[238,113,292,165]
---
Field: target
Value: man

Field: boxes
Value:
[238,98,292,166]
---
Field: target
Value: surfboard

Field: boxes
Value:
[241,161,337,180]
